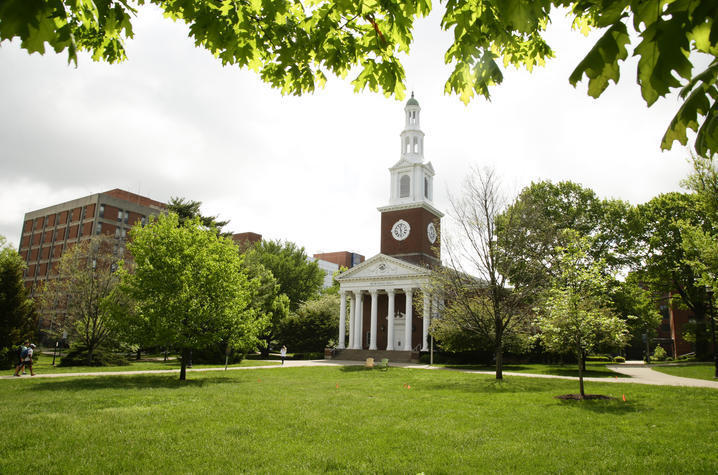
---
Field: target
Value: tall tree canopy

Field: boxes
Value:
[1,0,715,156]
[121,213,265,380]
[167,197,229,235]
[497,180,637,292]
[635,191,715,357]
[244,239,323,312]
[0,236,35,369]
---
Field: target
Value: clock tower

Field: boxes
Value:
[378,93,443,267]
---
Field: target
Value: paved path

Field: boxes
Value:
[3,359,717,388]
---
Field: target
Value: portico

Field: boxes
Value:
[335,254,439,353]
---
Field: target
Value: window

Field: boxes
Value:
[405,137,410,153]
[80,207,86,221]
[424,177,429,199]
[141,216,147,227]
[117,209,123,222]
[399,175,410,198]
[413,137,418,153]
[95,223,102,235]
[99,204,105,218]
[123,211,128,224]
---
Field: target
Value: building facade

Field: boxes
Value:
[18,189,166,292]
[334,95,443,361]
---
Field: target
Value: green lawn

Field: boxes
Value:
[651,362,718,381]
[1,367,716,473]
[438,362,628,378]
[15,354,278,375]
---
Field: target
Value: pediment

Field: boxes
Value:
[336,254,431,281]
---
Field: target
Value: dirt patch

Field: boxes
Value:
[554,394,616,400]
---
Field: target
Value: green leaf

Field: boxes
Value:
[569,20,629,98]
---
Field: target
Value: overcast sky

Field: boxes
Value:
[0,5,697,257]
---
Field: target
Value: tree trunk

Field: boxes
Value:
[577,351,585,399]
[87,345,94,366]
[136,348,142,360]
[164,348,168,362]
[495,339,504,380]
[260,337,271,357]
[180,348,189,381]
[581,350,586,372]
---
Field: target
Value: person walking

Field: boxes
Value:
[14,343,36,377]
[13,340,29,376]
[280,345,287,365]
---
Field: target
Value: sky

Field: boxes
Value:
[0,5,698,257]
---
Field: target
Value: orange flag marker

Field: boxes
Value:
[407,385,411,389]
[257,379,261,383]
[622,394,626,402]
[336,384,339,389]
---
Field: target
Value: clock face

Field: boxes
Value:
[427,222,437,244]
[391,220,411,241]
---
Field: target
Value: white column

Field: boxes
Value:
[404,288,413,351]
[348,293,355,349]
[422,291,431,351]
[355,291,364,349]
[338,291,347,349]
[386,289,395,351]
[369,290,378,350]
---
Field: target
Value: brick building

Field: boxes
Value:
[18,189,166,293]
[312,251,364,269]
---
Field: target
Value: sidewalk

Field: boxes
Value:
[3,359,717,388]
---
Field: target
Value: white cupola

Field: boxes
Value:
[400,92,425,162]
[383,93,437,208]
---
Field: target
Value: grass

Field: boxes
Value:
[15,354,278,375]
[651,362,718,381]
[437,362,628,378]
[1,366,717,473]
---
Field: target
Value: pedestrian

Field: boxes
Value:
[13,341,29,376]
[14,343,36,377]
[280,345,287,365]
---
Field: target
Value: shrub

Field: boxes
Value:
[291,352,323,360]
[59,344,129,367]
[613,356,625,363]
[587,355,611,362]
[652,345,667,362]
[665,356,673,361]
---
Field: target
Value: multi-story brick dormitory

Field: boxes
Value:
[18,189,167,294]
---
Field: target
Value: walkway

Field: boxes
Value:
[2,359,717,389]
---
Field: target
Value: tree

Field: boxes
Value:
[278,293,339,352]
[497,180,637,293]
[536,231,628,398]
[244,240,323,312]
[167,197,229,236]
[37,235,123,365]
[636,192,715,357]
[431,167,533,379]
[120,213,266,380]
[608,275,662,358]
[3,1,715,156]
[241,258,290,357]
[680,155,718,292]
[0,236,35,369]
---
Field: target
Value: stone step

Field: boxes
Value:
[329,348,420,363]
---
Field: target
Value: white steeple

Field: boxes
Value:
[379,93,441,214]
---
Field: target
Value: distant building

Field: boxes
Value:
[312,251,364,269]
[18,189,166,293]
[232,232,262,251]
[313,258,340,288]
